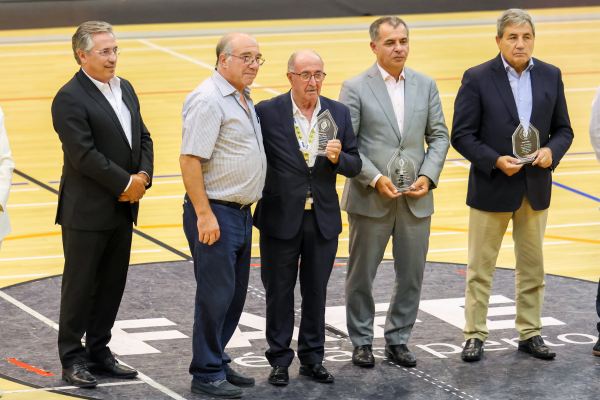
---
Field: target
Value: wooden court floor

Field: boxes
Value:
[0,6,600,291]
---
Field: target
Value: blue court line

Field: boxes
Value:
[11,182,28,186]
[552,181,600,203]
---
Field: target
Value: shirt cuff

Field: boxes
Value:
[369,173,382,188]
[124,176,132,192]
[138,171,150,186]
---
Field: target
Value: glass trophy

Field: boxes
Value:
[387,147,417,192]
[316,109,338,156]
[512,123,540,164]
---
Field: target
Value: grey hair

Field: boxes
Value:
[287,49,323,72]
[72,21,114,65]
[497,9,535,38]
[369,16,409,43]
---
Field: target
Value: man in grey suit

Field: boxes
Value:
[339,16,449,368]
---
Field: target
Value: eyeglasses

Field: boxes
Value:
[290,71,326,82]
[95,47,121,57]
[226,54,265,66]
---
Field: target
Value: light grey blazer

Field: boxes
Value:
[339,63,449,219]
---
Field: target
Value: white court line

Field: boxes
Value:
[0,250,162,261]
[10,188,40,192]
[553,170,600,176]
[151,180,183,184]
[3,381,146,394]
[7,202,57,207]
[0,273,51,279]
[546,222,600,228]
[137,39,282,96]
[131,249,163,253]
[0,289,187,400]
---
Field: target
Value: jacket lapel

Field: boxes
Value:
[529,59,544,127]
[490,54,519,125]
[366,63,402,141]
[400,67,418,147]
[76,69,132,151]
[121,83,140,163]
[280,92,310,172]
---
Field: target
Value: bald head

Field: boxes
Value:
[215,32,258,68]
[287,49,323,72]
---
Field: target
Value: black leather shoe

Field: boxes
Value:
[87,355,138,378]
[385,344,417,367]
[593,337,600,357]
[461,338,484,362]
[299,363,334,383]
[352,345,375,367]
[518,336,556,359]
[268,366,289,386]
[191,379,242,398]
[62,363,97,388]
[225,366,254,386]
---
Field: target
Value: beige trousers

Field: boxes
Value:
[463,196,548,341]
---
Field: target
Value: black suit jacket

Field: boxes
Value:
[253,92,362,240]
[451,54,573,212]
[51,69,154,230]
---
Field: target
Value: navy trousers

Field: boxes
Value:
[183,194,252,382]
[260,209,338,367]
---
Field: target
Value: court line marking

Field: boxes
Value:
[0,273,51,279]
[10,188,40,192]
[138,39,281,97]
[0,289,187,400]
[386,240,572,256]
[0,250,163,262]
[553,181,600,203]
[2,380,146,394]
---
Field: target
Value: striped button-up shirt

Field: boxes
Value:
[181,70,267,204]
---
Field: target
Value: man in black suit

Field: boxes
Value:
[51,21,153,387]
[254,50,361,386]
[451,9,573,362]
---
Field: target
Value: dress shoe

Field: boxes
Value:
[352,345,375,367]
[593,337,600,356]
[191,379,242,399]
[62,363,97,388]
[518,335,556,359]
[268,366,289,386]
[385,344,417,367]
[87,355,138,378]
[461,338,484,362]
[299,363,334,383]
[225,366,254,386]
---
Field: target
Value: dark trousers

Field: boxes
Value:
[183,195,252,383]
[260,209,337,367]
[58,222,132,368]
[597,279,600,334]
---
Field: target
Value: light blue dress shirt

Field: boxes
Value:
[502,54,534,131]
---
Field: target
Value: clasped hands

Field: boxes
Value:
[495,147,553,176]
[119,173,149,203]
[376,175,430,199]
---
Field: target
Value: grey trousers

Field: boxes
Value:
[345,195,430,347]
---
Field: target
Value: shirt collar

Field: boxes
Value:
[501,53,534,73]
[377,63,405,83]
[82,68,120,91]
[291,91,321,118]
[212,70,252,98]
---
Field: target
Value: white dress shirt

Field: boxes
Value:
[82,69,147,191]
[590,85,600,163]
[0,107,14,244]
[291,91,321,168]
[370,64,406,187]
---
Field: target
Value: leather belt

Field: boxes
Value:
[209,199,252,210]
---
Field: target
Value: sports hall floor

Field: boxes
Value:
[0,6,600,400]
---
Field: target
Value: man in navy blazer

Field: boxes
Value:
[451,9,573,362]
[254,50,361,386]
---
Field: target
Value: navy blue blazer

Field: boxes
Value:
[253,92,362,240]
[451,54,573,212]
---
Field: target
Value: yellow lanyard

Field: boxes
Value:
[293,117,318,161]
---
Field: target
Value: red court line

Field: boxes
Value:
[6,359,54,376]
[2,70,599,103]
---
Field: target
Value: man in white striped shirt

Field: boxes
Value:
[180,32,266,399]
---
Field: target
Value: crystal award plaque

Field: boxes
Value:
[387,147,417,192]
[512,123,540,164]
[316,109,338,156]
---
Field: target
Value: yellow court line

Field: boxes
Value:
[4,231,61,241]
